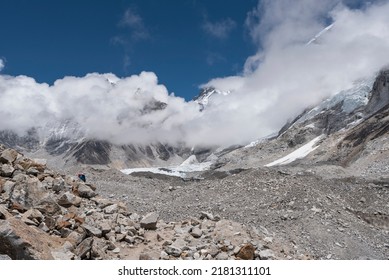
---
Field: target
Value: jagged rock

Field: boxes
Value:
[200,211,221,221]
[16,158,45,172]
[58,192,82,207]
[259,249,275,260]
[160,251,169,260]
[8,177,49,212]
[140,212,159,230]
[82,224,102,238]
[51,241,75,260]
[76,184,96,198]
[0,164,14,177]
[52,177,65,193]
[67,229,86,246]
[26,167,39,176]
[165,245,182,257]
[91,237,108,259]
[216,251,229,260]
[35,196,61,215]
[99,222,111,235]
[104,204,118,214]
[0,217,62,259]
[92,197,113,208]
[0,205,10,219]
[190,227,203,238]
[0,149,19,164]
[75,237,93,259]
[236,243,255,260]
[22,209,44,224]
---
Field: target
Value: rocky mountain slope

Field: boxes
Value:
[0,144,288,260]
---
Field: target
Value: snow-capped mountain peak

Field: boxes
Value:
[194,87,230,111]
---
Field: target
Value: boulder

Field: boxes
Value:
[76,184,96,198]
[165,245,182,257]
[0,164,14,177]
[75,237,93,259]
[259,249,275,260]
[58,192,82,207]
[0,149,19,164]
[0,217,63,259]
[140,212,159,230]
[82,224,103,238]
[10,177,46,206]
[104,204,118,214]
[236,243,255,260]
[190,227,203,238]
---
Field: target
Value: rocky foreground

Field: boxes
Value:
[0,144,283,260]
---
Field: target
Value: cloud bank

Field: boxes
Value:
[1,0,389,148]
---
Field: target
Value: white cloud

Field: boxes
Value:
[203,0,389,143]
[1,1,389,148]
[202,18,237,39]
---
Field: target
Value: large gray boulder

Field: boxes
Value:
[140,212,159,230]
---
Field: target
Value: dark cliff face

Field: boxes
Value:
[334,70,389,165]
[364,70,389,115]
[69,140,112,165]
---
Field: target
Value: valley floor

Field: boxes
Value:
[85,165,389,260]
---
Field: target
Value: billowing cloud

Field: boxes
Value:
[204,0,389,142]
[202,18,237,39]
[1,1,389,148]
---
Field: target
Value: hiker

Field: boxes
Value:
[78,173,86,182]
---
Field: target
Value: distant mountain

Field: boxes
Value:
[193,87,230,111]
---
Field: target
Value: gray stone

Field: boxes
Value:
[0,164,14,177]
[259,249,275,260]
[216,252,229,260]
[52,177,65,193]
[51,241,75,260]
[75,237,93,259]
[104,204,118,214]
[124,236,135,244]
[200,211,221,222]
[82,224,103,238]
[165,245,182,257]
[160,251,169,260]
[58,192,82,207]
[190,227,203,238]
[77,184,96,198]
[26,167,39,176]
[140,212,159,230]
[99,222,111,235]
[22,209,44,223]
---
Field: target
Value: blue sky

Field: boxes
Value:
[0,0,259,100]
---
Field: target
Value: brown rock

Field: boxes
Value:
[0,217,63,259]
[0,149,19,164]
[236,243,255,260]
